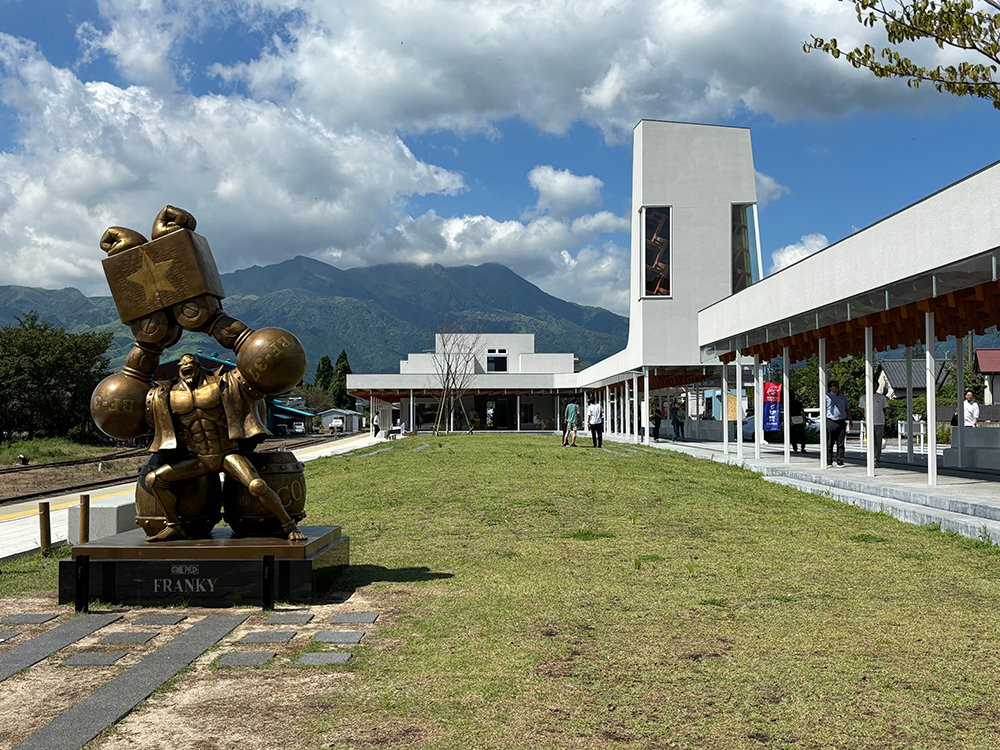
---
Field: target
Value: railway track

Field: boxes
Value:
[0,434,347,507]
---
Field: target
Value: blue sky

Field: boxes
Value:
[1,0,998,316]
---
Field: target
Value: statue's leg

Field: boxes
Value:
[145,458,210,542]
[222,454,306,541]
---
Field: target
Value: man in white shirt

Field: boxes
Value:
[965,391,980,427]
[587,399,603,448]
[858,387,889,468]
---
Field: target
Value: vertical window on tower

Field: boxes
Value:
[732,204,760,293]
[644,207,671,296]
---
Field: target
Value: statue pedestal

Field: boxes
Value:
[58,526,349,608]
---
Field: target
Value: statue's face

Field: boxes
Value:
[178,355,204,387]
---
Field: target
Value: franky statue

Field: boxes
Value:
[90,206,309,542]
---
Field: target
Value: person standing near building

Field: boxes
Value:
[651,407,662,441]
[587,398,603,448]
[790,391,807,454]
[858,386,888,468]
[563,398,581,447]
[965,391,980,427]
[669,400,680,441]
[826,380,852,467]
[372,411,380,439]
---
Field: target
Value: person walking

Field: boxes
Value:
[676,401,687,440]
[858,386,889,468]
[587,398,603,448]
[826,380,852,467]
[563,398,581,447]
[669,400,680,441]
[964,391,980,427]
[372,411,380,439]
[651,408,662,441]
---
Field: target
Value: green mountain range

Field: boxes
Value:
[0,257,628,375]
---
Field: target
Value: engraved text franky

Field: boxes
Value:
[152,577,218,593]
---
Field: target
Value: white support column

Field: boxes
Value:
[736,351,744,461]
[906,346,914,463]
[865,326,875,477]
[926,312,938,486]
[409,389,414,433]
[782,347,790,464]
[555,394,561,434]
[643,367,650,446]
[632,373,639,444]
[754,353,762,459]
[722,362,729,456]
[956,335,965,469]
[516,394,521,432]
[819,338,828,469]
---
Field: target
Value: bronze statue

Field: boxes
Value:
[90,206,308,542]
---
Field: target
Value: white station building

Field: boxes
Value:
[350,118,1000,485]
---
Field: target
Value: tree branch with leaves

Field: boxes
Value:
[805,0,1000,108]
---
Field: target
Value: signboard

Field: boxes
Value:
[763,382,782,431]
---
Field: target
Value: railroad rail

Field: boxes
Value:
[0,434,348,508]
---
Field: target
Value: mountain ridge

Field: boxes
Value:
[0,258,629,375]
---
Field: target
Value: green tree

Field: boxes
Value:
[0,311,113,441]
[805,1,1000,109]
[314,355,335,391]
[332,349,353,410]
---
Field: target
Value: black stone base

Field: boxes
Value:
[58,526,349,608]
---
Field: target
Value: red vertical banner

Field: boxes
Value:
[764,382,782,431]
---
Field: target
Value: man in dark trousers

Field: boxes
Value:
[825,380,852,467]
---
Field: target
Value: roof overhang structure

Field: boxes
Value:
[699,159,1000,364]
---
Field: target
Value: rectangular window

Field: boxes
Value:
[644,207,671,296]
[487,356,507,372]
[732,204,760,293]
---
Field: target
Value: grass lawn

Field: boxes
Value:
[0,437,122,465]
[5,434,1000,748]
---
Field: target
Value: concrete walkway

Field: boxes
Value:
[628,436,1000,544]
[0,433,381,561]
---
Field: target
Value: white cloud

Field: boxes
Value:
[0,33,466,294]
[768,233,829,275]
[754,170,790,208]
[524,166,604,220]
[206,0,954,141]
[0,0,969,313]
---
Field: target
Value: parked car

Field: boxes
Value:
[291,422,306,434]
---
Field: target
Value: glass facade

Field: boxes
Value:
[731,204,760,293]
[644,207,671,296]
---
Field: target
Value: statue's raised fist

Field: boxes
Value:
[151,205,197,239]
[100,226,148,256]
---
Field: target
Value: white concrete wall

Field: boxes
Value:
[519,353,574,374]
[631,120,757,368]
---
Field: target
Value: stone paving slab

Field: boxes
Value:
[296,652,351,665]
[2,614,58,625]
[13,614,246,750]
[357,447,394,457]
[332,613,378,624]
[264,613,313,625]
[314,631,364,644]
[100,632,158,645]
[0,614,121,683]
[242,631,296,644]
[0,632,19,643]
[133,615,186,626]
[216,652,276,667]
[62,652,127,667]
